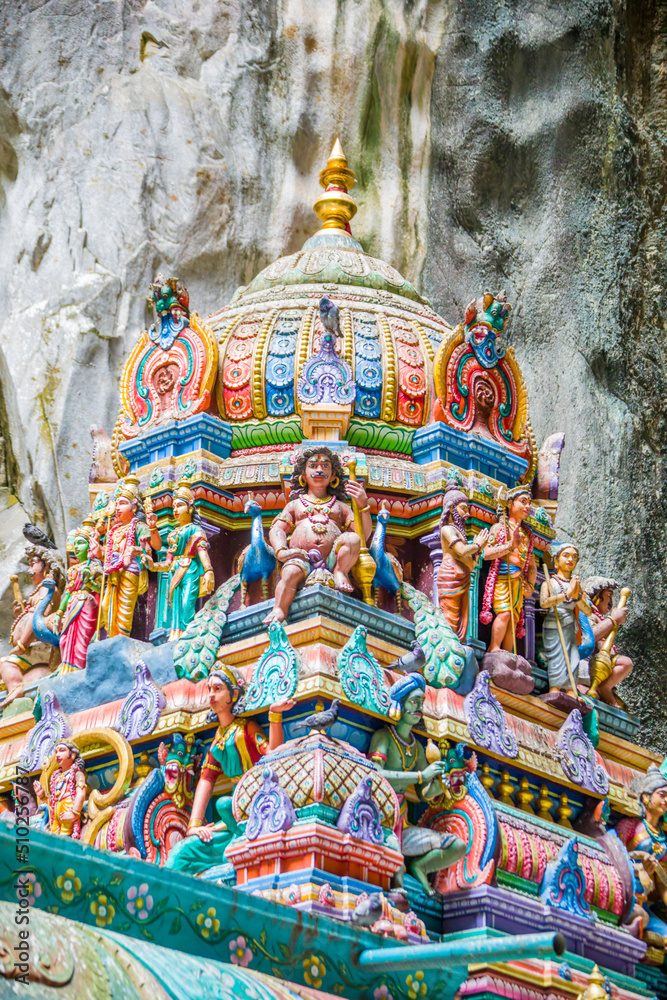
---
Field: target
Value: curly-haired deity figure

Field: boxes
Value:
[437,482,489,640]
[264,447,371,623]
[49,739,87,839]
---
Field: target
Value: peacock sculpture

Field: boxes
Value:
[237,494,276,605]
[369,501,403,611]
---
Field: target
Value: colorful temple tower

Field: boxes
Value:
[0,144,664,1000]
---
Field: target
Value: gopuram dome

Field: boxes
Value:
[207,140,453,457]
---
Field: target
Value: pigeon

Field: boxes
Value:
[352,891,384,927]
[23,523,57,550]
[388,639,425,674]
[319,296,342,340]
[291,698,340,735]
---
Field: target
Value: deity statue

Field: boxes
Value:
[264,447,371,624]
[55,522,103,673]
[481,487,537,652]
[149,479,215,640]
[99,476,162,638]
[539,543,593,695]
[0,548,64,708]
[48,739,87,838]
[368,673,466,896]
[616,765,667,942]
[580,576,633,709]
[166,666,293,874]
[470,375,497,441]
[437,482,489,640]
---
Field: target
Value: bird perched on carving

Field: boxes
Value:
[237,494,276,606]
[292,698,340,735]
[388,639,425,674]
[352,891,384,927]
[23,523,57,549]
[319,296,342,342]
[370,502,403,611]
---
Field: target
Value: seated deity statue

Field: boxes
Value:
[539,543,593,696]
[437,481,488,641]
[0,548,64,708]
[368,673,466,896]
[481,487,537,653]
[166,666,293,874]
[263,447,371,624]
[48,740,87,839]
[148,478,215,640]
[99,476,162,638]
[579,575,633,709]
[616,765,667,944]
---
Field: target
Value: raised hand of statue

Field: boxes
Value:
[268,698,296,716]
[566,576,581,600]
[612,606,628,625]
[510,523,521,549]
[422,760,448,783]
[345,479,368,509]
[202,570,215,595]
[146,511,158,530]
[474,528,489,549]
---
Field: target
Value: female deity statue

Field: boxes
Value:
[368,673,466,896]
[264,447,370,624]
[539,543,592,694]
[437,481,489,640]
[55,522,103,673]
[616,764,667,942]
[149,479,215,640]
[99,476,162,638]
[0,549,64,708]
[166,665,293,874]
[580,575,634,709]
[481,487,537,652]
[49,739,87,839]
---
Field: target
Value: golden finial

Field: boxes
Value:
[579,966,607,1000]
[480,762,496,794]
[516,776,535,814]
[537,785,554,822]
[556,792,574,828]
[497,770,515,807]
[313,139,358,232]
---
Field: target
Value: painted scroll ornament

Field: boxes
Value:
[115,659,166,741]
[244,621,299,712]
[464,671,518,758]
[555,710,609,796]
[337,626,390,715]
[19,691,72,772]
[246,767,296,841]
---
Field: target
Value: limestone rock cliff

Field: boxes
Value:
[1,1,665,743]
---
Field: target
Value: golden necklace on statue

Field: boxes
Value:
[300,494,336,536]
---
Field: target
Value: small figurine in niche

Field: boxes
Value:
[437,481,488,640]
[0,548,64,707]
[264,447,370,623]
[481,487,536,653]
[99,476,162,638]
[368,673,466,896]
[149,479,215,640]
[580,576,633,709]
[469,375,497,441]
[540,543,593,695]
[166,665,294,874]
[54,522,103,673]
[49,739,87,839]
[616,765,667,942]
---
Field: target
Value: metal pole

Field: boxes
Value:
[358,931,565,972]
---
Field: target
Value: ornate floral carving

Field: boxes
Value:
[245,621,299,712]
[555,710,609,795]
[539,836,593,920]
[463,671,518,758]
[296,328,355,406]
[19,692,71,772]
[337,626,390,714]
[115,660,166,741]
[337,775,384,845]
[246,768,296,841]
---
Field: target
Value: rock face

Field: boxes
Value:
[0,2,665,742]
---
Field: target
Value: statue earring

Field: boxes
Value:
[299,475,307,488]
[330,476,339,488]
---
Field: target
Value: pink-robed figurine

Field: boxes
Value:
[55,522,103,673]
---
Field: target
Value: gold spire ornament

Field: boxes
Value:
[579,966,607,1000]
[313,139,358,232]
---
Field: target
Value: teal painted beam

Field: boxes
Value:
[358,931,566,971]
